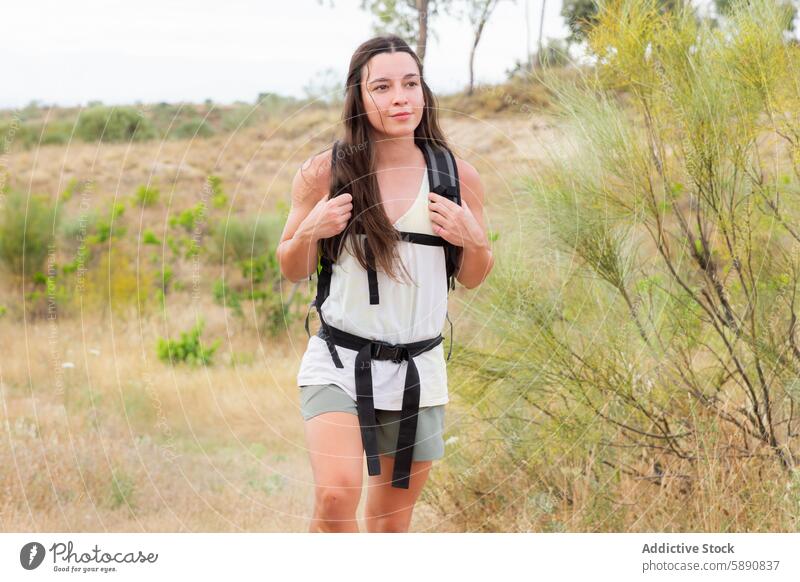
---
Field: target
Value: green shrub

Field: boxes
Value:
[60,178,81,202]
[432,0,800,532]
[169,203,206,232]
[92,203,126,244]
[156,318,221,366]
[207,175,228,209]
[209,214,282,265]
[169,117,214,140]
[134,185,160,207]
[142,229,160,245]
[0,191,60,281]
[76,106,156,143]
[40,120,74,146]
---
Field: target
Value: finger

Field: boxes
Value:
[429,212,448,228]
[428,200,452,219]
[428,192,458,211]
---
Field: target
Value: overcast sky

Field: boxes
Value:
[3,0,577,108]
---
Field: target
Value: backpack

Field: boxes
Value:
[305,137,461,360]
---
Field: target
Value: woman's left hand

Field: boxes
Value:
[428,192,488,251]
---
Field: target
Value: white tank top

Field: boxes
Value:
[297,169,449,410]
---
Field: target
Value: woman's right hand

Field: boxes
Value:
[299,192,353,241]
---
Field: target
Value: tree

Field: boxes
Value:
[462,0,508,95]
[561,0,682,45]
[359,0,453,62]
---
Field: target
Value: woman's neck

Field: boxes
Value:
[372,133,418,168]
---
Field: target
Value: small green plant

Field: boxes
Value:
[207,175,228,209]
[169,203,206,232]
[60,178,81,202]
[142,229,160,245]
[156,318,221,366]
[134,185,160,207]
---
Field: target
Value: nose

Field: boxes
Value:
[392,85,408,105]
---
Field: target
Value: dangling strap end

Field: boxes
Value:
[446,310,454,361]
[303,299,316,338]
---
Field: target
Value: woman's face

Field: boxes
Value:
[360,51,424,139]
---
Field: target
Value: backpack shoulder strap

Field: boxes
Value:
[418,140,461,361]
[418,140,463,291]
[419,141,461,206]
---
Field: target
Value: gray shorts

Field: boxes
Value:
[299,383,446,461]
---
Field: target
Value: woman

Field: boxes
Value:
[276,34,493,533]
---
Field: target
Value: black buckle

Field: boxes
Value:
[372,341,405,363]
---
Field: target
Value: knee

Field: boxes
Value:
[314,483,360,518]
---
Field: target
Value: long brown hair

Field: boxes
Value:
[320,34,452,282]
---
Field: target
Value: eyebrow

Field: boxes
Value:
[367,73,420,85]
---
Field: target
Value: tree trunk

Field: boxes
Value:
[468,2,492,96]
[537,0,546,68]
[468,43,476,95]
[416,0,429,62]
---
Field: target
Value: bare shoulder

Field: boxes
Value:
[292,146,334,205]
[454,157,484,205]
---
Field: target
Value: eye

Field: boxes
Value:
[406,81,419,87]
[374,84,388,91]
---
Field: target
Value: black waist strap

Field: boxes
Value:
[317,314,443,489]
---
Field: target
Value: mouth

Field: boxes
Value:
[390,111,412,119]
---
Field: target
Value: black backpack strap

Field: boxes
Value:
[419,142,462,287]
[365,237,380,305]
[419,141,461,356]
[398,231,446,246]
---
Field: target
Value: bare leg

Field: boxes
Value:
[303,411,364,532]
[364,455,432,532]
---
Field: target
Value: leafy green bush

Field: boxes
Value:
[76,106,156,143]
[0,191,60,281]
[134,185,160,207]
[169,117,214,140]
[142,229,160,245]
[207,175,228,209]
[40,120,75,146]
[92,203,126,244]
[209,214,283,265]
[169,203,206,232]
[156,318,221,366]
[59,177,83,202]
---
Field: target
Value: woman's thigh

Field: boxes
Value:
[300,384,364,490]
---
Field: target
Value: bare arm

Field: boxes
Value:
[453,159,493,289]
[427,157,494,289]
[276,150,353,283]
